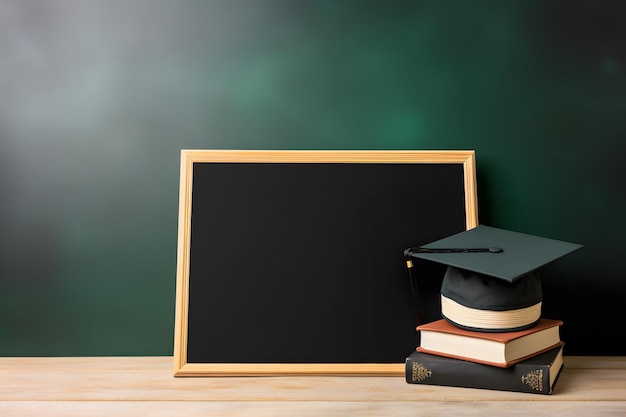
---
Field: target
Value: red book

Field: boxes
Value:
[417,318,563,368]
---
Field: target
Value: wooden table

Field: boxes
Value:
[1,356,624,416]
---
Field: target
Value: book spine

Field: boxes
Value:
[405,353,556,395]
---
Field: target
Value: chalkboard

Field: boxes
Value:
[173,150,478,376]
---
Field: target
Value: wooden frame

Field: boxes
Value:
[173,150,478,376]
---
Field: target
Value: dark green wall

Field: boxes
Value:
[1,0,624,356]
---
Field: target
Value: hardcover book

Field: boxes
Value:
[417,318,563,367]
[406,344,564,395]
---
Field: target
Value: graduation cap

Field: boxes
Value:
[404,225,582,332]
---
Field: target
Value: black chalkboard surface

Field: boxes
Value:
[173,150,478,376]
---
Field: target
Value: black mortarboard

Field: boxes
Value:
[404,225,582,332]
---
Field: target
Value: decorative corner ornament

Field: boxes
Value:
[521,369,544,391]
[411,362,433,382]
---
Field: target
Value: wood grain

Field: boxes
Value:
[0,357,624,416]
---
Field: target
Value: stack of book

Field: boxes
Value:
[405,317,565,395]
[402,225,582,395]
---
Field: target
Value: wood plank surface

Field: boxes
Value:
[1,402,625,417]
[0,357,624,416]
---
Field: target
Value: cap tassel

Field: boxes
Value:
[404,246,503,327]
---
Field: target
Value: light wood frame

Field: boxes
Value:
[173,150,478,376]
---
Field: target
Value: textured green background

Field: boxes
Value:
[1,0,624,356]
